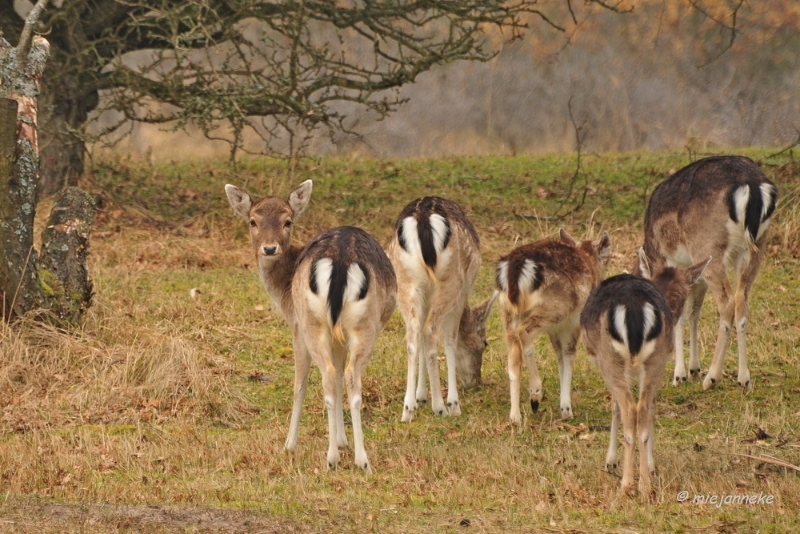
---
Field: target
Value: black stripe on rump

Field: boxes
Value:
[606,301,662,356]
[327,258,349,326]
[417,197,451,269]
[357,261,370,300]
[727,182,765,242]
[395,197,451,269]
[743,182,764,242]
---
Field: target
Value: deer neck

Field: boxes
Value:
[257,243,303,320]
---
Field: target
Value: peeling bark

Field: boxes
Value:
[39,187,95,323]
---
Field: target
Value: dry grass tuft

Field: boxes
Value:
[0,307,248,434]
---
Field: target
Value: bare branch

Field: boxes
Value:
[16,0,50,71]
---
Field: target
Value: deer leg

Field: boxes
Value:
[734,238,765,390]
[285,333,312,452]
[307,342,339,470]
[401,297,423,422]
[521,329,542,418]
[551,326,578,420]
[637,357,666,496]
[520,317,543,417]
[671,314,687,386]
[615,390,637,493]
[703,263,734,390]
[345,330,377,473]
[423,317,447,416]
[443,306,464,416]
[687,279,708,380]
[333,342,348,448]
[598,352,636,492]
[504,314,525,425]
[606,398,620,470]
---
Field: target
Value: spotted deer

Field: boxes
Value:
[641,156,777,390]
[582,249,710,494]
[495,230,611,425]
[386,197,496,422]
[225,181,397,473]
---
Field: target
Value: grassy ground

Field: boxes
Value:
[1,149,799,533]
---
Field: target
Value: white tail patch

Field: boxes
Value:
[518,259,538,293]
[611,305,629,357]
[429,213,449,254]
[497,260,509,292]
[307,258,334,320]
[398,217,427,281]
[337,262,369,335]
[344,263,368,302]
[399,217,422,257]
[731,185,750,228]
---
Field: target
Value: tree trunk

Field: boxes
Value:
[0,93,42,319]
[38,70,97,196]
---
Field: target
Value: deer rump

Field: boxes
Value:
[581,274,673,362]
[301,226,391,338]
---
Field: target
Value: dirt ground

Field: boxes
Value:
[0,502,309,534]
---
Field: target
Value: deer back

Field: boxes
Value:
[496,231,611,321]
[643,156,777,270]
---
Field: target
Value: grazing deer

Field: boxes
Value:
[387,197,496,422]
[582,249,709,494]
[641,156,777,390]
[225,181,397,473]
[496,230,611,425]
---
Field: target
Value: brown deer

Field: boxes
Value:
[582,249,709,494]
[386,197,496,421]
[641,156,777,390]
[495,230,611,425]
[225,181,397,473]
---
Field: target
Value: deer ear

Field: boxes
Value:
[559,228,576,246]
[288,180,313,219]
[685,257,711,285]
[596,231,611,264]
[225,184,252,219]
[637,248,652,280]
[473,291,499,325]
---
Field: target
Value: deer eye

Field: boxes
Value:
[249,219,257,228]
[284,220,292,229]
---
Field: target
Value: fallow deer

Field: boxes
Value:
[495,230,611,425]
[641,156,777,390]
[225,181,397,473]
[582,249,709,494]
[386,197,496,421]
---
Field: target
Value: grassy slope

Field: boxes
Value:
[1,149,799,533]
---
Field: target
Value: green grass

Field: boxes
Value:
[1,149,799,533]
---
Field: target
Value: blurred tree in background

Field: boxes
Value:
[0,0,635,195]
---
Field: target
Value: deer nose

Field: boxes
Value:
[262,245,278,256]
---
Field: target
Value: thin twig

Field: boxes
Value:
[725,452,800,472]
